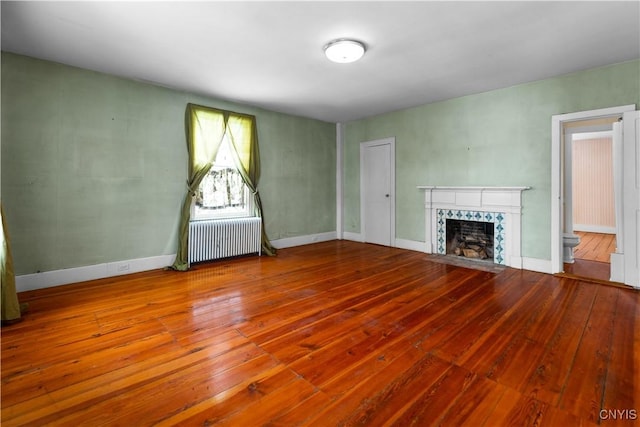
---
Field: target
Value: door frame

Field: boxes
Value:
[551,104,635,275]
[360,137,396,246]
[622,111,640,287]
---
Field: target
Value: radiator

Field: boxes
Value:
[188,217,262,265]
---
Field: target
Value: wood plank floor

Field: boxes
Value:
[2,241,639,426]
[574,232,616,263]
[563,258,612,283]
[565,232,616,283]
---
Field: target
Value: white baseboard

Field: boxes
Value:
[342,231,363,242]
[391,239,553,275]
[16,254,176,293]
[508,256,523,269]
[610,253,624,282]
[395,238,427,253]
[271,231,337,249]
[522,257,553,274]
[14,241,556,293]
[342,235,427,253]
[17,232,338,293]
[573,224,616,234]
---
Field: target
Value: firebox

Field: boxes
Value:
[446,219,495,261]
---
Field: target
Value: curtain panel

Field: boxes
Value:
[1,204,22,323]
[171,104,276,271]
[225,114,276,256]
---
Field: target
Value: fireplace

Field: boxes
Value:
[438,209,505,264]
[418,186,529,269]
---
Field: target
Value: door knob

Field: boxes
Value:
[385,194,390,198]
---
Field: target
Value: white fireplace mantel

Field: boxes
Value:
[418,186,530,268]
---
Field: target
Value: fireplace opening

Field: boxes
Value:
[446,219,495,262]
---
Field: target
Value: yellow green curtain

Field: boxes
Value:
[226,114,277,256]
[1,204,22,323]
[171,104,227,271]
[171,103,276,270]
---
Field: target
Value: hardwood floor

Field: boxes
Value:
[564,232,616,283]
[563,258,612,284]
[574,231,616,263]
[2,241,638,426]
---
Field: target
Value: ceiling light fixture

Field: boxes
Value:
[324,39,366,64]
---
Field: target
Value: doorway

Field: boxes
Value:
[551,104,635,284]
[563,124,616,282]
[360,137,395,247]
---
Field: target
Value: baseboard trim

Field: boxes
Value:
[395,238,427,253]
[271,231,337,249]
[573,225,616,234]
[16,254,177,293]
[522,257,553,274]
[342,231,363,242]
[610,253,624,283]
[16,232,340,292]
[342,235,427,253]
[14,244,556,292]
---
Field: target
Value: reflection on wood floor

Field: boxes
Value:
[564,232,615,283]
[3,241,638,426]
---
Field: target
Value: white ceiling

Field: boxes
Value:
[2,1,639,123]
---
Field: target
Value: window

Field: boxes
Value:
[193,134,252,219]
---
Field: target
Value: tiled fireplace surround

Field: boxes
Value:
[418,186,529,269]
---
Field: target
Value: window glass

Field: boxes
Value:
[194,135,251,219]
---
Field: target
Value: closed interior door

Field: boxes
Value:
[362,140,393,246]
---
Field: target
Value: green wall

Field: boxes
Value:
[3,52,637,275]
[1,52,336,275]
[344,60,640,260]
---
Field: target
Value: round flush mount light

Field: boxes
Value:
[324,39,366,63]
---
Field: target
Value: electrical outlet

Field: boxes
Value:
[117,263,130,273]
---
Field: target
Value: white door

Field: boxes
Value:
[361,138,395,246]
[623,111,640,288]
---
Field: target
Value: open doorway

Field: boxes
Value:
[551,104,635,283]
[562,123,616,282]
